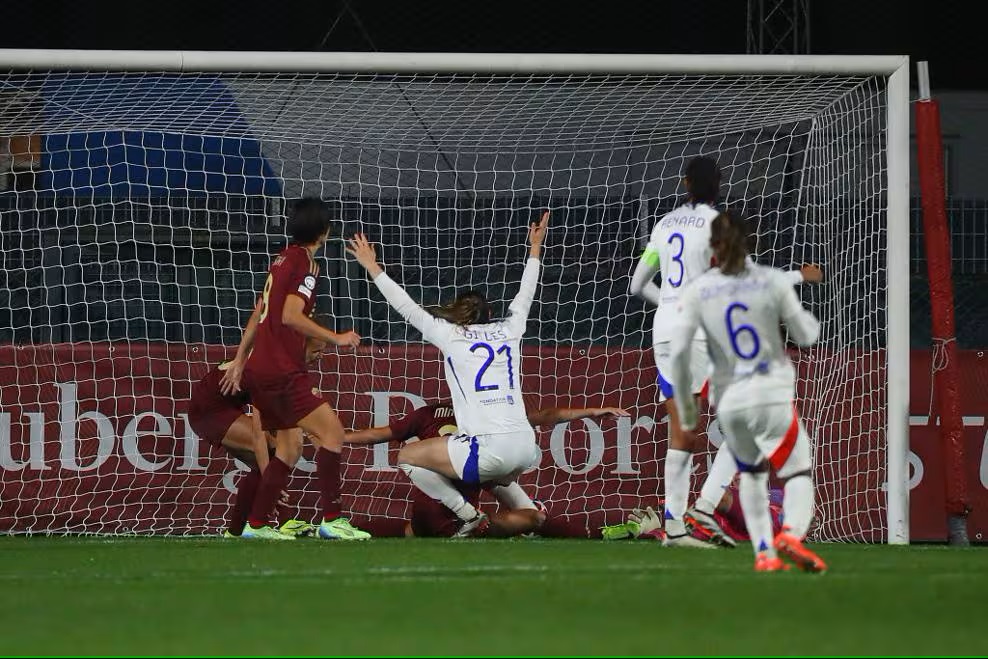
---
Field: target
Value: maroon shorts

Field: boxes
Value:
[187,369,248,447]
[244,370,323,432]
[409,483,483,538]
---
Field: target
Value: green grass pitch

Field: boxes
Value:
[1,537,984,656]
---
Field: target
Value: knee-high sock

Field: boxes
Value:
[400,464,477,521]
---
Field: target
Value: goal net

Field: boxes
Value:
[0,52,908,541]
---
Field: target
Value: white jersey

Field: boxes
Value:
[372,257,540,438]
[669,262,820,425]
[645,202,719,342]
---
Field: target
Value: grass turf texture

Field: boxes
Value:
[0,537,984,656]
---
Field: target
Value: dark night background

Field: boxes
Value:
[0,0,980,90]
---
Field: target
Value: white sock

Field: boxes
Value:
[782,474,814,539]
[697,441,737,515]
[739,471,775,559]
[399,464,477,521]
[664,448,691,535]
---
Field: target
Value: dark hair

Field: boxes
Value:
[288,198,332,245]
[684,156,722,205]
[428,290,491,326]
[710,211,750,275]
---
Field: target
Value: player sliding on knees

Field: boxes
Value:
[186,331,333,538]
[668,210,826,572]
[220,198,370,541]
[346,211,549,537]
[345,401,629,538]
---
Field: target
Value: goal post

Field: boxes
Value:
[0,49,909,542]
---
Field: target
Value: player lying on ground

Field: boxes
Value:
[220,197,368,541]
[346,402,629,537]
[346,212,549,537]
[630,156,821,548]
[668,210,826,572]
[187,331,334,538]
[601,479,785,543]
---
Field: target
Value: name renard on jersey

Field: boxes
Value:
[659,212,710,229]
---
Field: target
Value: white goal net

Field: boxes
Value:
[0,52,908,541]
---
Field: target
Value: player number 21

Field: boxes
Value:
[470,342,514,392]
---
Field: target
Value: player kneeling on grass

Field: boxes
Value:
[347,213,549,537]
[346,402,628,537]
[668,210,825,572]
[187,334,337,538]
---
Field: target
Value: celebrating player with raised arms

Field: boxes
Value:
[345,401,628,538]
[220,198,369,541]
[668,210,825,572]
[346,212,549,536]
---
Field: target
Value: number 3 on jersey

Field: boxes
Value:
[725,302,761,359]
[470,342,514,392]
[667,233,685,287]
[257,274,274,323]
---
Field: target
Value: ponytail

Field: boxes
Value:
[710,211,750,275]
[428,290,491,326]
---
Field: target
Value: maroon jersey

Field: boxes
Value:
[389,404,459,442]
[247,245,318,377]
[187,362,250,446]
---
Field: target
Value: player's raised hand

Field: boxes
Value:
[589,407,631,419]
[345,233,382,275]
[219,357,245,395]
[334,329,361,349]
[800,263,824,283]
[528,210,550,258]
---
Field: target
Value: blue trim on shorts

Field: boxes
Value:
[734,456,761,473]
[657,371,674,399]
[462,437,481,484]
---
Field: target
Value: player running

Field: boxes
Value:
[668,210,826,572]
[346,211,549,536]
[345,401,628,537]
[630,157,816,547]
[219,197,369,541]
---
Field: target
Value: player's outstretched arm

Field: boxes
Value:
[784,263,824,286]
[507,211,549,329]
[346,233,447,345]
[344,426,395,446]
[283,296,360,348]
[776,273,820,346]
[527,406,630,427]
[629,252,663,307]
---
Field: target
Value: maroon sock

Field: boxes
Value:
[317,447,342,522]
[229,469,261,535]
[247,457,290,528]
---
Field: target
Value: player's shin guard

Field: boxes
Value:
[247,457,290,529]
[399,464,478,521]
[739,470,775,559]
[782,473,814,539]
[697,440,737,515]
[229,468,261,535]
[664,448,691,535]
[316,447,342,522]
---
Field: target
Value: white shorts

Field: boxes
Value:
[654,339,709,402]
[447,429,540,485]
[717,402,811,479]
